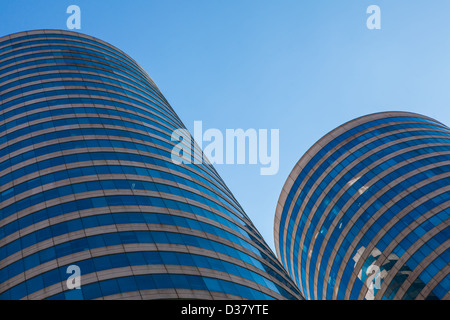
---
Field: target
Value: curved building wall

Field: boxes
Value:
[275,111,450,300]
[0,29,303,300]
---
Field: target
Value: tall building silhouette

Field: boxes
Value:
[275,111,450,300]
[0,30,302,300]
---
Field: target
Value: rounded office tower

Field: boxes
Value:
[0,30,302,300]
[275,111,450,300]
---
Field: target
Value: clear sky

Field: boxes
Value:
[1,0,450,252]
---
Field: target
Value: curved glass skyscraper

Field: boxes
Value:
[275,111,450,300]
[0,29,302,300]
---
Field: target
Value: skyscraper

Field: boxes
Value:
[0,29,302,300]
[275,111,449,300]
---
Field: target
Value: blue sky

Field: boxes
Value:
[1,0,450,252]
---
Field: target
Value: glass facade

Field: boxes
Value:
[0,30,303,300]
[275,112,450,300]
